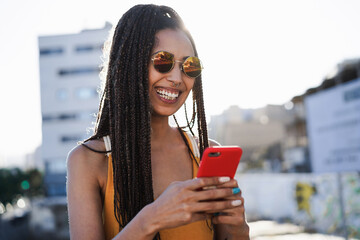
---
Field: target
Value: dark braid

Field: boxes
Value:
[174,75,209,158]
[176,100,196,136]
[85,4,209,239]
[193,75,209,157]
[175,29,210,156]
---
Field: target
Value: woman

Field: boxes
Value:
[67,4,249,240]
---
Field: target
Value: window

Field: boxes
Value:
[40,47,64,56]
[60,135,82,143]
[42,115,54,121]
[42,111,97,122]
[58,113,76,120]
[42,114,75,122]
[75,87,98,99]
[58,67,100,76]
[47,183,66,196]
[56,89,69,101]
[46,158,67,174]
[78,111,96,121]
[75,44,102,53]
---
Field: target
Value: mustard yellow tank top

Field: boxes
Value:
[102,132,213,240]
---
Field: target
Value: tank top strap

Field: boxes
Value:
[183,132,200,159]
[102,131,213,239]
[103,136,112,156]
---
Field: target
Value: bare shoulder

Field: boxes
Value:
[67,139,108,239]
[67,139,107,162]
[67,139,107,183]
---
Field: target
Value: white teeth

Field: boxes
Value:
[156,89,179,100]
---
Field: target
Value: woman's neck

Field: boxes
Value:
[150,115,173,141]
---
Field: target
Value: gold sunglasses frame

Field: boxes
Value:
[150,51,203,78]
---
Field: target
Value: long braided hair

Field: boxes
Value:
[87,4,209,238]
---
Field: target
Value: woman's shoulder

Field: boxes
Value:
[68,138,107,159]
[67,139,108,177]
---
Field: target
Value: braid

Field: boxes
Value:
[85,4,208,239]
[184,101,196,136]
[107,5,157,228]
[193,75,209,157]
[185,34,209,158]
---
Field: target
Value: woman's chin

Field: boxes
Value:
[150,106,182,118]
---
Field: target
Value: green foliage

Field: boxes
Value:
[0,168,44,205]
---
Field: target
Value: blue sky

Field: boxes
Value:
[1,0,360,161]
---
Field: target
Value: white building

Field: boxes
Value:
[38,23,111,196]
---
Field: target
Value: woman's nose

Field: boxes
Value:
[167,63,183,85]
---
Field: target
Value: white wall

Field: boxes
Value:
[305,79,360,173]
[236,173,360,237]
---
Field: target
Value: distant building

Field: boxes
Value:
[25,145,43,170]
[286,58,360,173]
[282,95,310,172]
[209,58,360,173]
[38,23,112,196]
[209,105,291,172]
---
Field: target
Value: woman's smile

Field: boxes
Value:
[155,87,182,103]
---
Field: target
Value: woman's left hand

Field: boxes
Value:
[209,179,250,240]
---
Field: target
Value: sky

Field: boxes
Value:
[1,0,360,163]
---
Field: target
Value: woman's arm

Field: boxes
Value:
[67,144,159,240]
[67,145,106,240]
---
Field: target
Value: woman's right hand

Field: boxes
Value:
[143,177,241,234]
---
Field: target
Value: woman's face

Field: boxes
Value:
[148,28,196,117]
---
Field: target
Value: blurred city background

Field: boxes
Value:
[0,0,360,239]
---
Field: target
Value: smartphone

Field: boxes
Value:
[197,146,242,179]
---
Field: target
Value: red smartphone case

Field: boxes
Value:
[196,146,242,179]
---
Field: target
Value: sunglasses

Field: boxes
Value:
[151,51,203,78]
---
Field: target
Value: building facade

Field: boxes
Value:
[209,58,360,173]
[38,23,111,196]
[208,104,292,172]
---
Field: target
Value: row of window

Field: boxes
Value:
[40,47,63,55]
[56,87,98,101]
[61,135,83,143]
[58,66,101,76]
[42,110,97,122]
[40,44,103,56]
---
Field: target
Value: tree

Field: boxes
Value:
[0,168,44,205]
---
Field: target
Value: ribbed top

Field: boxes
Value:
[102,132,213,240]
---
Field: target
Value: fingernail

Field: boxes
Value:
[219,177,230,183]
[232,200,242,206]
[232,187,240,194]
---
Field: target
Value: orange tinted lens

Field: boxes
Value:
[183,56,202,78]
[153,51,174,73]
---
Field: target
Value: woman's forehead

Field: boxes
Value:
[153,29,194,57]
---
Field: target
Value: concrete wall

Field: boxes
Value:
[236,172,360,238]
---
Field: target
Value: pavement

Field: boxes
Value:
[249,220,357,240]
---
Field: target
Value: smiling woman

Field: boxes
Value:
[66,4,249,240]
[148,29,197,116]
